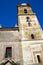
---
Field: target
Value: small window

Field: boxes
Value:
[37,55,41,63]
[31,34,34,39]
[26,17,29,22]
[24,9,27,13]
[26,17,31,22]
[28,22,31,26]
[5,47,12,58]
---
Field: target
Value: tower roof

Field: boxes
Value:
[17,3,31,7]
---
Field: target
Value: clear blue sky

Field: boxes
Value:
[0,0,43,30]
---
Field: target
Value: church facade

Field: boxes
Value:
[0,3,43,65]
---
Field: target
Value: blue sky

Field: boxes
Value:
[0,0,43,30]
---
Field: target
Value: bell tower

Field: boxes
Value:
[17,3,42,40]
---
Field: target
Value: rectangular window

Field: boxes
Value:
[5,47,12,58]
[37,55,41,63]
[26,17,31,22]
[26,17,29,22]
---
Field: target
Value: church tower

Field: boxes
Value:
[17,3,43,65]
[17,3,42,40]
